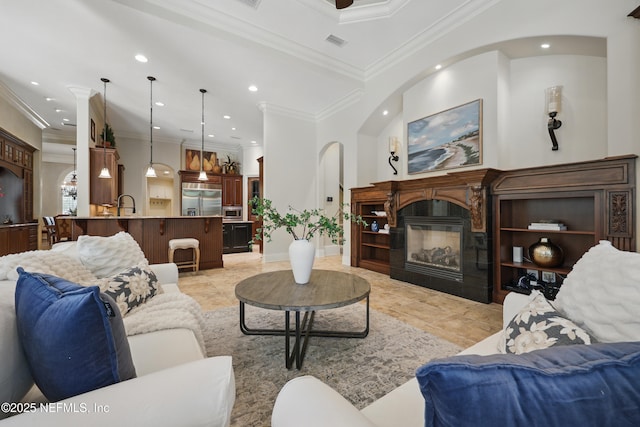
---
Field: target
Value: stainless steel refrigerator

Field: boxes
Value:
[181,182,222,216]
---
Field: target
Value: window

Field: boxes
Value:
[61,171,77,215]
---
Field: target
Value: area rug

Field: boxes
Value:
[203,303,461,427]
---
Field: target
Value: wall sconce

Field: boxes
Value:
[388,136,399,175]
[545,85,562,151]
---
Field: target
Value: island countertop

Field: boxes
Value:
[71,216,223,269]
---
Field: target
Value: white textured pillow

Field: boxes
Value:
[0,250,97,283]
[77,232,148,278]
[554,240,640,343]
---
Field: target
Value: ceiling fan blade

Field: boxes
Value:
[336,0,354,9]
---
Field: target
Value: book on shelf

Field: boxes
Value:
[528,222,567,230]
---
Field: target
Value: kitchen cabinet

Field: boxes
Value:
[223,175,243,206]
[90,147,120,206]
[223,221,252,253]
[0,223,38,256]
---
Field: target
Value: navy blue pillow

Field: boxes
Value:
[14,268,136,402]
[416,341,640,427]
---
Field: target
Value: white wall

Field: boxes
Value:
[313,0,639,253]
[261,105,317,261]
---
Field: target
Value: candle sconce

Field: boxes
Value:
[545,86,562,151]
[388,136,400,175]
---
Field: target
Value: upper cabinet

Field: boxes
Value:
[0,128,35,223]
[223,175,243,206]
[90,147,120,206]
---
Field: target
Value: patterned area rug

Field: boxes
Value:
[203,303,461,427]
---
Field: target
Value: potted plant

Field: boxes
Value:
[250,196,367,283]
[222,155,238,174]
[100,123,116,148]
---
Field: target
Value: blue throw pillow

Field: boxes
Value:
[14,268,136,402]
[416,341,640,427]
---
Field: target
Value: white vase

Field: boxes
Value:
[289,239,315,284]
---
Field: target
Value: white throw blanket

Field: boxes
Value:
[0,249,206,353]
[123,291,207,355]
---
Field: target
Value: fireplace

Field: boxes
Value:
[390,199,492,303]
[405,217,463,282]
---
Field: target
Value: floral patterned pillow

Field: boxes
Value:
[94,265,159,316]
[505,294,595,354]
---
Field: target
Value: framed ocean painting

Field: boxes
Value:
[407,99,482,174]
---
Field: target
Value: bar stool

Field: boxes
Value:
[168,238,200,272]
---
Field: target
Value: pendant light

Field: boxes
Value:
[198,88,208,181]
[98,77,112,179]
[70,147,78,185]
[145,76,157,178]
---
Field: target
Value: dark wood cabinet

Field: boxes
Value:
[223,175,243,206]
[0,223,38,256]
[0,128,35,224]
[223,221,252,253]
[179,170,222,184]
[351,184,393,275]
[90,147,120,205]
[491,155,636,303]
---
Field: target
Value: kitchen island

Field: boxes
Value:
[72,216,223,269]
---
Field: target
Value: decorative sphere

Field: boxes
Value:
[529,237,564,268]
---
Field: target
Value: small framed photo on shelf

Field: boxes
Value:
[526,269,539,280]
[541,271,556,283]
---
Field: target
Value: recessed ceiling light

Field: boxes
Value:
[153,126,160,130]
[55,109,63,113]
[135,54,148,63]
[223,115,231,119]
[382,110,388,116]
[251,140,257,144]
[208,134,215,138]
[46,97,55,102]
[155,101,164,107]
[231,127,237,131]
[30,81,39,86]
[163,170,170,175]
[62,118,69,122]
[435,64,442,70]
[541,43,550,49]
[248,85,258,92]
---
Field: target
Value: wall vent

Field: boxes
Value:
[325,34,347,47]
[235,0,261,9]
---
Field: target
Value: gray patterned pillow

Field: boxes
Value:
[94,265,159,316]
[505,293,595,354]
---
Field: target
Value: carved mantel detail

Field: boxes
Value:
[352,169,500,233]
[609,190,631,236]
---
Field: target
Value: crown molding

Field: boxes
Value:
[365,0,503,79]
[257,102,316,122]
[300,0,411,24]
[0,81,49,129]
[316,88,364,121]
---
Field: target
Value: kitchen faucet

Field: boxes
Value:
[117,194,136,216]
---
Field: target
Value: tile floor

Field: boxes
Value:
[177,250,504,349]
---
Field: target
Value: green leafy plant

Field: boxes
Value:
[100,123,116,147]
[250,196,367,244]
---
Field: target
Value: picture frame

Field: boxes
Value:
[185,149,217,171]
[90,119,95,142]
[407,99,482,174]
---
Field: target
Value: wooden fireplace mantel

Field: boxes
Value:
[355,168,500,232]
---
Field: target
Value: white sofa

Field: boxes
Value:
[0,234,235,426]
[272,241,640,427]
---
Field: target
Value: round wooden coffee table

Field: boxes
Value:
[235,269,370,369]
